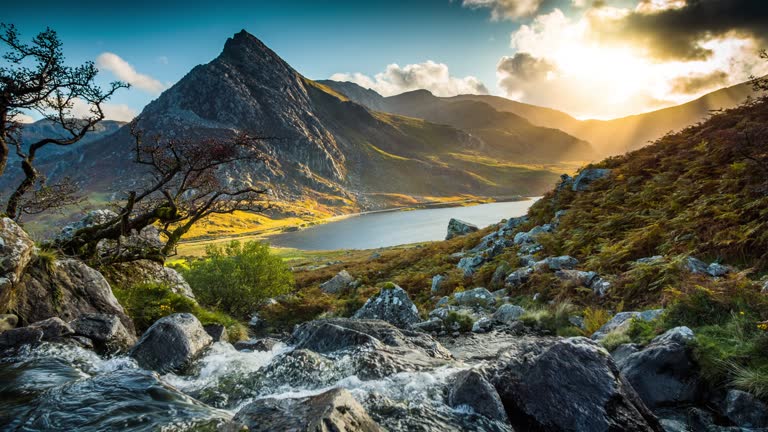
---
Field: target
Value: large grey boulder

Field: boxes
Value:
[684,257,731,277]
[353,283,420,328]
[70,313,136,354]
[723,389,768,428]
[505,267,533,288]
[319,269,354,293]
[618,327,700,409]
[572,168,612,191]
[103,259,195,298]
[538,255,579,271]
[0,217,35,291]
[129,313,212,373]
[457,254,485,277]
[492,304,525,324]
[230,387,383,432]
[592,309,664,340]
[431,274,446,294]
[446,218,479,240]
[453,287,495,308]
[491,337,663,432]
[29,317,74,340]
[449,370,508,422]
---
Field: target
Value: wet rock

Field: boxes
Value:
[446,218,479,240]
[449,370,508,423]
[453,287,495,308]
[0,217,35,289]
[129,313,212,373]
[491,337,663,432]
[234,337,280,352]
[504,267,533,288]
[0,314,18,331]
[723,389,768,428]
[319,269,354,293]
[472,317,493,333]
[618,327,700,409]
[70,313,136,354]
[203,323,228,342]
[0,326,43,349]
[230,387,383,431]
[29,317,74,340]
[457,254,485,277]
[103,259,195,298]
[353,283,420,328]
[492,304,525,324]
[592,309,664,340]
[431,274,446,294]
[572,168,612,191]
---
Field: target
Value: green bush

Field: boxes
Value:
[182,240,294,319]
[444,311,474,332]
[520,302,576,334]
[601,330,632,352]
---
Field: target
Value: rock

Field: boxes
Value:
[56,209,117,242]
[539,255,579,271]
[103,259,195,299]
[491,337,663,432]
[723,389,768,428]
[435,296,450,308]
[0,314,18,331]
[411,317,444,333]
[555,269,598,286]
[513,224,552,245]
[572,168,612,191]
[706,263,730,277]
[636,256,663,264]
[0,217,35,289]
[70,313,136,354]
[611,343,640,364]
[618,327,700,409]
[430,274,446,294]
[129,313,212,373]
[446,218,479,240]
[551,210,568,226]
[592,309,664,340]
[569,315,585,330]
[503,215,528,231]
[492,304,525,324]
[590,277,612,297]
[489,264,511,290]
[505,267,533,288]
[203,323,229,342]
[234,337,280,352]
[230,387,383,431]
[319,269,354,293]
[6,258,135,334]
[449,370,508,422]
[453,287,495,308]
[457,254,485,277]
[353,283,421,328]
[0,326,43,350]
[29,317,74,340]
[471,317,493,333]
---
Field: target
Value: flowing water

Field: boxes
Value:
[267,199,538,250]
[0,338,514,431]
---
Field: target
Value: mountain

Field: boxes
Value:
[324,80,755,156]
[9,119,125,161]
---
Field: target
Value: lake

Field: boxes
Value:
[266,199,538,250]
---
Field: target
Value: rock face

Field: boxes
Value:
[6,258,135,334]
[448,370,508,422]
[0,218,35,289]
[353,284,421,328]
[231,387,383,431]
[0,326,43,350]
[319,269,354,294]
[70,313,136,354]
[129,313,212,373]
[29,317,74,340]
[572,168,612,191]
[234,337,279,352]
[723,389,768,428]
[103,259,195,298]
[202,324,229,342]
[491,337,663,432]
[446,218,479,240]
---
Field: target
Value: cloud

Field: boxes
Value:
[497,52,557,83]
[461,0,544,20]
[330,61,489,97]
[14,113,36,124]
[669,70,728,94]
[96,52,165,94]
[70,98,137,122]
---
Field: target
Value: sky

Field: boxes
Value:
[5,0,768,121]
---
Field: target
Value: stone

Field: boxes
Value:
[610,343,640,365]
[129,313,212,373]
[319,269,354,294]
[457,254,485,277]
[555,269,598,286]
[471,317,493,333]
[491,337,663,432]
[540,255,579,271]
[572,168,612,191]
[592,309,664,340]
[590,277,612,297]
[449,370,508,422]
[453,287,495,308]
[103,259,195,298]
[0,314,18,331]
[435,296,450,308]
[446,218,479,240]
[56,209,118,242]
[203,323,229,342]
[0,217,35,289]
[353,283,421,328]
[29,317,74,340]
[636,256,664,265]
[706,263,730,277]
[569,315,585,330]
[505,267,533,288]
[513,224,552,245]
[492,304,525,324]
[0,326,43,350]
[230,387,383,431]
[234,337,280,352]
[430,274,446,294]
[503,215,528,231]
[684,256,709,274]
[411,317,444,333]
[618,327,700,409]
[70,313,136,354]
[723,389,768,428]
[489,263,511,290]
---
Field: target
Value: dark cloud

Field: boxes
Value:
[669,70,728,94]
[591,0,768,61]
[497,52,556,82]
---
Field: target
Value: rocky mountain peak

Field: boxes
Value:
[220,30,287,69]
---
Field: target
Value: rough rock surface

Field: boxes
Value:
[319,269,354,293]
[592,309,664,340]
[129,313,212,373]
[448,370,508,422]
[0,326,43,349]
[491,337,663,432]
[230,387,383,431]
[723,389,768,428]
[29,317,74,340]
[572,168,612,191]
[103,259,195,299]
[202,324,229,342]
[453,287,495,308]
[0,217,35,290]
[446,218,479,240]
[492,304,525,324]
[353,284,420,328]
[71,313,136,354]
[234,337,280,352]
[431,274,446,294]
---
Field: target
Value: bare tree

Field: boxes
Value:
[751,50,768,92]
[56,121,273,262]
[0,23,127,218]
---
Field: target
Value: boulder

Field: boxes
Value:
[471,317,493,333]
[446,218,479,240]
[592,309,664,340]
[513,224,552,245]
[6,258,135,334]
[457,254,485,277]
[489,263,511,290]
[706,263,730,277]
[103,259,195,299]
[505,267,533,288]
[555,269,598,286]
[492,304,525,324]
[610,343,641,365]
[453,287,495,308]
[503,215,528,231]
[618,327,700,409]
[435,296,450,308]
[202,323,229,342]
[70,313,136,354]
[319,269,354,294]
[0,314,18,331]
[234,337,280,352]
[0,326,43,350]
[723,389,768,428]
[538,255,579,271]
[636,256,664,265]
[411,317,444,333]
[684,257,731,277]
[56,209,117,242]
[590,277,612,297]
[430,274,446,294]
[0,217,35,289]
[29,317,74,340]
[230,387,383,432]
[572,168,612,191]
[491,337,663,432]
[448,370,508,422]
[353,283,421,328]
[129,313,212,373]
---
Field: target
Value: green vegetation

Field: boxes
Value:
[34,247,59,272]
[180,240,294,319]
[444,311,474,332]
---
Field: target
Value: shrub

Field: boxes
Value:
[182,240,294,318]
[35,247,59,272]
[627,316,664,345]
[520,302,576,334]
[444,311,474,332]
[259,287,337,331]
[601,330,632,352]
[583,307,611,335]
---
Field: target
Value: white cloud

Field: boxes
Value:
[462,0,544,20]
[14,112,36,124]
[331,61,489,97]
[96,52,165,94]
[70,98,137,122]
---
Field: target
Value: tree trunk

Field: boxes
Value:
[5,158,37,219]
